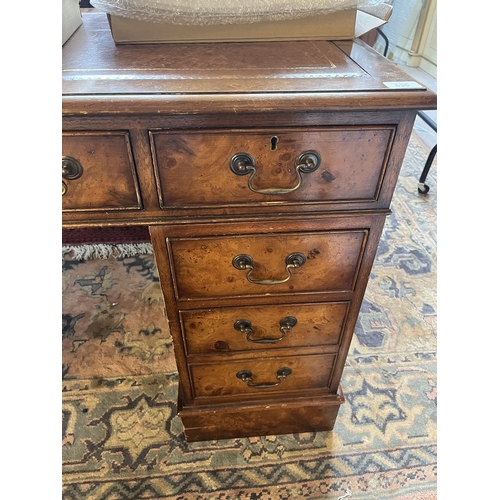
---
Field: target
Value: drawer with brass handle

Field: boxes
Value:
[167,230,368,300]
[150,126,395,209]
[62,131,142,212]
[189,353,336,400]
[180,302,350,355]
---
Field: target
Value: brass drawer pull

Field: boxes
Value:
[236,367,292,388]
[62,156,83,196]
[232,253,306,285]
[62,156,84,180]
[234,316,297,344]
[229,150,321,195]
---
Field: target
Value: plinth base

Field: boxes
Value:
[178,387,345,442]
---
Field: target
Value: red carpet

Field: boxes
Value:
[62,226,151,245]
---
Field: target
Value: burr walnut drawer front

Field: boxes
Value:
[150,127,395,208]
[62,131,142,211]
[168,230,367,300]
[180,302,350,355]
[190,353,336,400]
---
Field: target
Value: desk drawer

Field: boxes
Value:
[181,302,349,355]
[190,353,335,399]
[62,131,142,211]
[151,127,394,209]
[168,230,367,300]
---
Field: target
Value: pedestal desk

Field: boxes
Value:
[62,12,437,442]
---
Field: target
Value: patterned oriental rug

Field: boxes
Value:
[62,132,437,500]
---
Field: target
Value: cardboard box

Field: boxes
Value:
[355,3,393,38]
[62,0,83,45]
[106,4,392,44]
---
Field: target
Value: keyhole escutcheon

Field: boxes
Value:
[270,136,279,151]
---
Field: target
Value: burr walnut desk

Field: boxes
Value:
[62,12,437,442]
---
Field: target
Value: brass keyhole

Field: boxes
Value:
[270,136,279,151]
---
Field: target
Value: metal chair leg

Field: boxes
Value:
[376,28,389,57]
[418,144,437,194]
[416,111,437,194]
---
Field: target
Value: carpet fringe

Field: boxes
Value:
[62,243,153,261]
